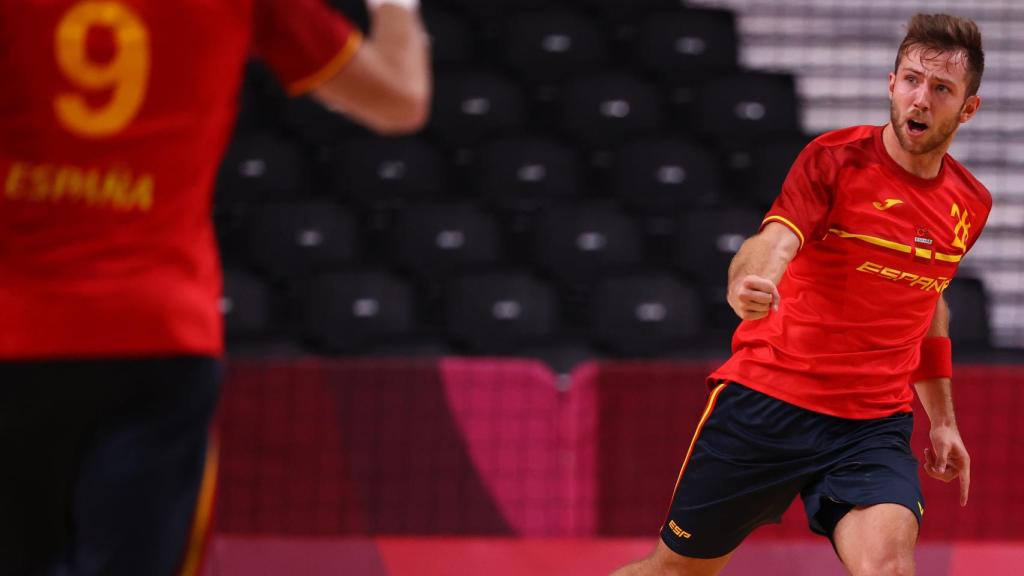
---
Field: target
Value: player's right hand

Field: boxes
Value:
[727,274,780,320]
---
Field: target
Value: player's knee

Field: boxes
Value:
[847,552,914,576]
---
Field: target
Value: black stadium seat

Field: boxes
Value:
[328,136,445,209]
[361,339,453,358]
[577,0,678,20]
[302,271,416,352]
[739,133,812,210]
[222,269,273,341]
[245,201,357,279]
[445,271,558,353]
[214,203,248,268]
[591,273,703,356]
[561,72,666,150]
[691,72,800,143]
[430,70,526,148]
[390,203,501,281]
[634,8,739,79]
[444,0,548,16]
[281,95,367,146]
[943,276,993,353]
[476,136,583,213]
[674,208,762,346]
[502,7,609,84]
[216,132,309,202]
[674,208,762,287]
[423,5,476,66]
[531,203,645,288]
[611,137,723,213]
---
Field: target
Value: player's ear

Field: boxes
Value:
[959,95,981,124]
[887,72,896,101]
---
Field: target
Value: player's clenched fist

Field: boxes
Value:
[727,274,780,320]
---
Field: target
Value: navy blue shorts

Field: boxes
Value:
[0,356,221,576]
[660,381,923,559]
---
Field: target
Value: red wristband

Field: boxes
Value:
[911,336,952,382]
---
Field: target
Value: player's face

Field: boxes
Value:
[888,47,980,156]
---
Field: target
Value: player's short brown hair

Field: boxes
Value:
[895,14,984,97]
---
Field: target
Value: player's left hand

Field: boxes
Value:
[923,424,971,507]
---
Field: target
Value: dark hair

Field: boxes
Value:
[895,14,984,96]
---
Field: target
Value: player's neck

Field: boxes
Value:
[881,123,948,180]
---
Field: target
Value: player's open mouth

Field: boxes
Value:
[907,120,929,135]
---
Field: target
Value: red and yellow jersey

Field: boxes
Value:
[711,125,991,419]
[0,0,360,359]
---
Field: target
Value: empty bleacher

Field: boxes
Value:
[216,0,1021,364]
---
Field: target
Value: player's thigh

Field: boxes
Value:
[0,362,97,572]
[800,412,923,541]
[661,383,808,559]
[72,356,221,576]
[833,503,917,576]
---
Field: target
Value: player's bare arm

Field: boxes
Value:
[914,296,971,507]
[313,1,431,134]
[726,222,800,321]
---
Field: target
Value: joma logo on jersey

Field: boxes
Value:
[856,261,951,293]
[668,520,692,539]
[872,198,904,210]
[950,203,971,252]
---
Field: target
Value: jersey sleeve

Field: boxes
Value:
[761,140,838,250]
[252,0,364,96]
[965,186,992,254]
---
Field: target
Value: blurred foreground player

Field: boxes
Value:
[0,0,429,574]
[613,14,988,576]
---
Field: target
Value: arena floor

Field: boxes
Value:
[200,537,1024,575]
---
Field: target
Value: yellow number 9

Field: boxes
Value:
[54,1,150,138]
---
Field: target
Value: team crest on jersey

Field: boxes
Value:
[914,227,933,246]
[950,202,971,253]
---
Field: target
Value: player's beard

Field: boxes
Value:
[889,99,962,156]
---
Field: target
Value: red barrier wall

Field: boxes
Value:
[438,358,594,535]
[217,358,580,535]
[216,357,1024,541]
[218,358,515,534]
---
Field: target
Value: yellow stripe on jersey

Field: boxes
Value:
[287,31,364,97]
[762,215,805,250]
[829,228,962,263]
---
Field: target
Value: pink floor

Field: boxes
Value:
[201,537,1024,575]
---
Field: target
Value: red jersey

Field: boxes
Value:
[711,125,991,419]
[0,0,361,359]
